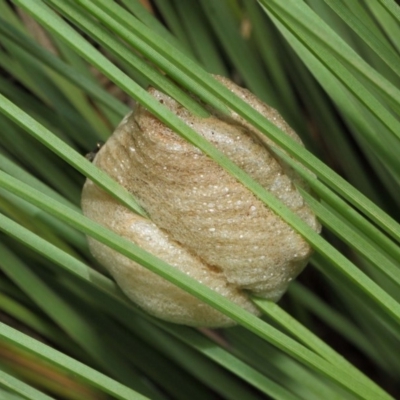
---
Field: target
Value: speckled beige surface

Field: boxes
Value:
[81,76,321,327]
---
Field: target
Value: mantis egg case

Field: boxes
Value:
[81,76,321,327]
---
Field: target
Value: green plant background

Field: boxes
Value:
[0,1,399,399]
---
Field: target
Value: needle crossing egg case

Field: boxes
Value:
[81,75,321,327]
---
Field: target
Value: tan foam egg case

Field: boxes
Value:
[81,75,321,327]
